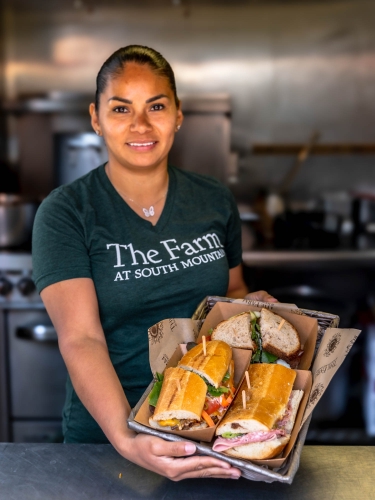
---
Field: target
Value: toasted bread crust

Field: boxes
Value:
[211,312,256,350]
[216,364,296,434]
[152,367,207,422]
[178,340,232,388]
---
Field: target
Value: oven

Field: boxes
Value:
[0,253,67,443]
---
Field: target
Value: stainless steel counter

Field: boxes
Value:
[0,444,374,499]
[242,250,375,268]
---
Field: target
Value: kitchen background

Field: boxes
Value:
[1,0,375,445]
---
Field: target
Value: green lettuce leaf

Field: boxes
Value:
[207,385,230,397]
[221,432,243,439]
[261,351,279,363]
[149,372,164,407]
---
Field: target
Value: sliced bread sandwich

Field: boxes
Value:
[211,307,303,367]
[211,312,256,350]
[259,308,302,367]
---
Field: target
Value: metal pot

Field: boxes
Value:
[0,194,38,248]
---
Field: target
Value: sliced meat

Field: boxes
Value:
[213,429,286,453]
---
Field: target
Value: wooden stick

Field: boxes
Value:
[202,335,207,356]
[278,318,286,331]
[245,371,251,390]
[242,390,246,410]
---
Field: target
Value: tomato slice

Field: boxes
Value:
[204,397,221,415]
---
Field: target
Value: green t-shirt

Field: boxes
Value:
[32,164,242,443]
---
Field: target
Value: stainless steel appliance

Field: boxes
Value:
[0,253,67,443]
[0,194,38,248]
[55,132,107,186]
[169,94,233,184]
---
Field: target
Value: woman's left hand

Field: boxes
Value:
[244,290,278,303]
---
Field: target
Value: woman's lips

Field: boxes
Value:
[126,141,158,151]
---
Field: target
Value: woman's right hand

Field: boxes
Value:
[120,433,242,481]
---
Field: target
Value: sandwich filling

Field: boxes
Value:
[202,359,235,425]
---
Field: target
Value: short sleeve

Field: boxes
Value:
[224,188,243,269]
[32,190,92,294]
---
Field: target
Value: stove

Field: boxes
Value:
[0,253,41,306]
[0,252,67,443]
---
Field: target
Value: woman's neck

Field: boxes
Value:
[105,161,169,205]
[105,161,170,225]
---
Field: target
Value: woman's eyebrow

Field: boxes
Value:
[108,96,131,103]
[146,94,169,103]
[107,94,169,104]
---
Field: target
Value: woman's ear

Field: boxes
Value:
[176,106,184,131]
[89,103,101,136]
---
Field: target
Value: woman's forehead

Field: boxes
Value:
[106,63,172,93]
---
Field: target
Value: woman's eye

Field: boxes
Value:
[150,103,164,111]
[114,106,128,113]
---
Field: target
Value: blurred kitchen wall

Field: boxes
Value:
[1,0,375,198]
[0,5,7,165]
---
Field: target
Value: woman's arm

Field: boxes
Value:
[41,278,241,481]
[226,264,249,298]
[227,264,278,302]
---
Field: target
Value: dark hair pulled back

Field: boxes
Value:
[95,45,179,109]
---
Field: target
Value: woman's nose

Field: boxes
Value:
[130,111,152,132]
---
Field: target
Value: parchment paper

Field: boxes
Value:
[301,327,361,427]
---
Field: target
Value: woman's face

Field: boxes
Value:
[90,62,183,173]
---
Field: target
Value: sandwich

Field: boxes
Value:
[213,363,304,460]
[149,367,208,431]
[211,308,303,368]
[178,340,235,425]
[211,311,255,350]
[148,340,235,430]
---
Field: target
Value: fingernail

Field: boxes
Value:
[185,443,196,454]
[231,474,241,479]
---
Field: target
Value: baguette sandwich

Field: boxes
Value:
[149,367,208,431]
[149,340,235,430]
[211,308,303,368]
[213,364,303,460]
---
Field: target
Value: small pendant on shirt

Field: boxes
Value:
[143,206,155,217]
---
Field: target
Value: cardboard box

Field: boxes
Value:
[134,344,252,442]
[201,302,318,370]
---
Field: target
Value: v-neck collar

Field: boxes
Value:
[99,164,176,233]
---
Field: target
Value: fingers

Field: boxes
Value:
[174,465,241,481]
[130,434,241,482]
[165,457,241,482]
[245,290,278,303]
[265,295,278,303]
[150,438,197,458]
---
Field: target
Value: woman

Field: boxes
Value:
[32,45,276,481]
